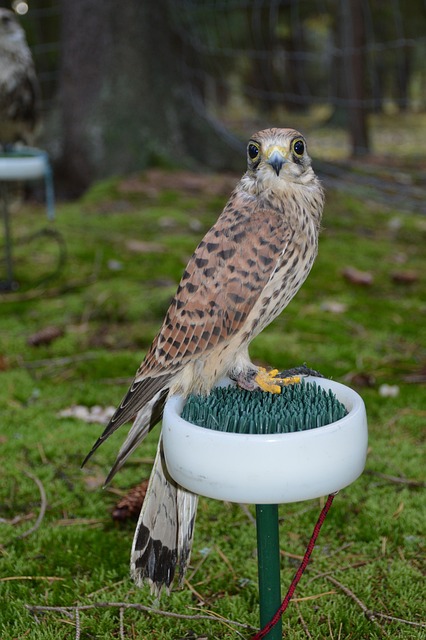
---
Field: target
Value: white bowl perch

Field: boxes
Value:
[163,376,368,504]
[162,375,367,639]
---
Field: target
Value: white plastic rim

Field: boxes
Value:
[162,377,368,504]
[0,155,47,180]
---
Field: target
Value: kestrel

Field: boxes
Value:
[83,128,325,593]
[0,9,40,146]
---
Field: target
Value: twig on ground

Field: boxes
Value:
[292,590,335,602]
[322,574,388,636]
[294,600,313,639]
[307,564,425,632]
[54,518,106,527]
[239,503,256,525]
[85,580,127,599]
[15,471,47,541]
[22,352,97,370]
[0,273,98,303]
[324,572,426,630]
[306,560,371,584]
[119,607,125,640]
[190,607,249,639]
[37,442,48,465]
[322,574,374,617]
[184,579,206,605]
[0,576,64,582]
[328,614,335,640]
[186,549,211,584]
[75,609,81,640]
[0,513,34,526]
[25,602,256,632]
[369,611,426,629]
[215,544,237,578]
[364,470,425,488]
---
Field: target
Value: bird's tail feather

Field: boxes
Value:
[131,437,198,595]
[104,387,168,486]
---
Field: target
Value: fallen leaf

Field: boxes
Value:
[391,270,419,285]
[27,326,64,347]
[379,384,400,398]
[344,372,376,388]
[321,300,348,314]
[342,267,373,286]
[126,239,165,253]
[58,405,116,424]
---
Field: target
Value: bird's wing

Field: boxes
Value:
[140,194,292,377]
[84,193,293,463]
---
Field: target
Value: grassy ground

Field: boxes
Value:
[0,164,425,639]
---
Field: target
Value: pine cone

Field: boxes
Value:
[112,480,149,522]
[27,325,64,346]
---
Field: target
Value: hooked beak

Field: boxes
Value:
[266,146,287,176]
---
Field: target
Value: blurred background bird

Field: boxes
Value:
[83,127,325,594]
[0,8,40,148]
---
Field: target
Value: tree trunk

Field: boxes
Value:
[58,0,240,194]
[341,0,370,156]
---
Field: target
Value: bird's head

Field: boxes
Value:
[245,128,315,189]
[0,9,25,44]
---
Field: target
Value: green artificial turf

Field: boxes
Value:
[0,164,425,639]
[181,381,348,433]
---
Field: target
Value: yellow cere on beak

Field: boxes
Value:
[266,145,288,176]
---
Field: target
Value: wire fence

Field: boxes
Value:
[9,0,426,162]
[19,1,61,113]
[169,0,426,116]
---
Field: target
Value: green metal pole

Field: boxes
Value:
[256,504,282,639]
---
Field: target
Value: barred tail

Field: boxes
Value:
[130,436,198,594]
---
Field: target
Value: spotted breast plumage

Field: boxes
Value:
[83,127,325,593]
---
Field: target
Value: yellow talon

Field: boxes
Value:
[280,375,301,386]
[254,367,301,394]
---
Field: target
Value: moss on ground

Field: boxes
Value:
[0,166,425,638]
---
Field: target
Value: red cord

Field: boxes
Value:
[251,493,336,640]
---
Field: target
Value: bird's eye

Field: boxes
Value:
[248,143,260,160]
[292,139,305,156]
